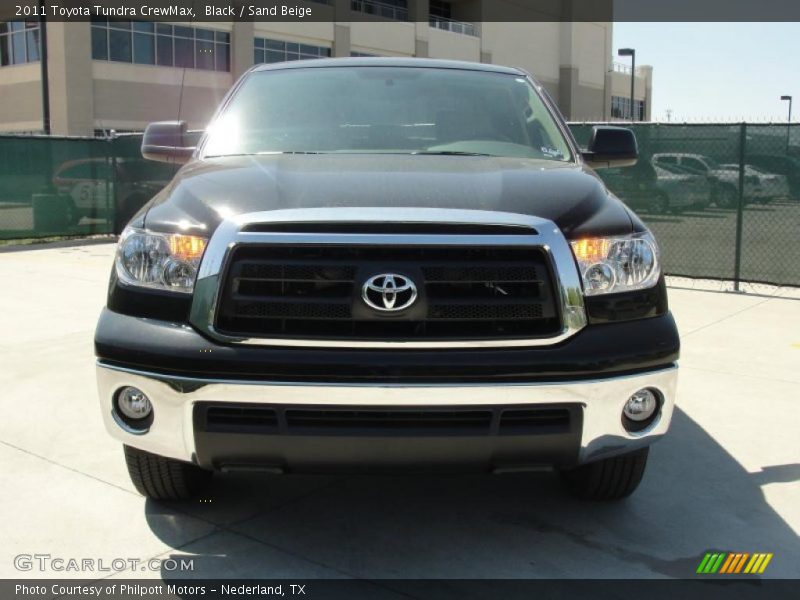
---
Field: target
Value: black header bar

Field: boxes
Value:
[2,0,800,23]
[2,579,799,600]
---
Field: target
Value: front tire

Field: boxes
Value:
[560,447,649,501]
[715,185,737,209]
[649,193,669,215]
[60,196,81,227]
[124,445,212,500]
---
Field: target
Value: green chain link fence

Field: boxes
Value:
[574,122,799,288]
[1,124,799,287]
[0,133,177,239]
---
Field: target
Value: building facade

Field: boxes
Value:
[610,61,653,121]
[0,1,652,136]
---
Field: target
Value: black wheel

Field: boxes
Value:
[559,447,649,501]
[124,445,212,500]
[649,193,669,215]
[715,185,737,209]
[61,196,81,226]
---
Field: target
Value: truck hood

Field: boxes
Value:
[142,154,639,238]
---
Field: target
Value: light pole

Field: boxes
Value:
[618,48,636,121]
[781,95,792,154]
[38,0,50,135]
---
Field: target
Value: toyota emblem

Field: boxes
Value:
[361,273,418,312]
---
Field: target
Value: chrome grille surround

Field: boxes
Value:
[189,208,587,348]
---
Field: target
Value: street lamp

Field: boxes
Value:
[618,48,636,121]
[781,95,792,154]
[35,0,50,135]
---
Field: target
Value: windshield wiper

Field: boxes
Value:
[206,150,495,158]
[263,151,325,155]
[411,150,494,157]
[204,151,326,158]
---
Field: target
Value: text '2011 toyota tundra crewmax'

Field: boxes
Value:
[95,58,679,501]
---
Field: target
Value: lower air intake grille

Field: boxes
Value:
[197,404,574,437]
[205,406,279,432]
[498,408,571,434]
[285,409,493,435]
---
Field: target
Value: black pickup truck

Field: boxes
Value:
[95,58,679,502]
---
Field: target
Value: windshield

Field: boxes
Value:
[202,66,573,161]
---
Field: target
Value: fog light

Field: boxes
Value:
[117,387,152,421]
[623,388,658,428]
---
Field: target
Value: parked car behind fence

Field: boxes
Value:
[744,154,800,200]
[598,158,709,214]
[52,157,174,233]
[718,164,790,204]
[651,152,758,209]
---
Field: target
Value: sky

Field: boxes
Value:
[612,22,799,122]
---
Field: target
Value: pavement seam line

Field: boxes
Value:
[122,485,363,581]
[202,477,410,579]
[146,474,347,534]
[0,438,141,498]
[680,365,800,385]
[222,476,346,529]
[200,477,361,578]
[1,435,355,578]
[219,525,364,579]
[681,295,776,337]
[94,477,351,581]
[38,476,350,583]
[117,525,360,582]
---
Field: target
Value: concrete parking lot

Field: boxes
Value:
[0,241,798,581]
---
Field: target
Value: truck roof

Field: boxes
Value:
[251,56,526,76]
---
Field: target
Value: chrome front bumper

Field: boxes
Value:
[96,362,678,467]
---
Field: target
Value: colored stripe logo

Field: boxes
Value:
[697,552,773,574]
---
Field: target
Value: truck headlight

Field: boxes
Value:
[570,232,660,296]
[115,227,207,293]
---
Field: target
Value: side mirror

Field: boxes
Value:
[141,121,195,164]
[582,126,638,169]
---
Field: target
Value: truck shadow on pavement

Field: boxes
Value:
[144,407,800,580]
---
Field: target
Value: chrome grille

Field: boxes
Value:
[215,244,561,341]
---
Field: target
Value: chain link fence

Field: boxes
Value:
[571,122,799,288]
[0,133,177,239]
[1,124,798,288]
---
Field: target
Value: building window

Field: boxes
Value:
[350,51,380,57]
[611,96,645,121]
[611,96,624,119]
[429,0,452,18]
[351,0,408,21]
[254,38,331,64]
[0,21,41,66]
[428,0,477,36]
[91,19,230,72]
